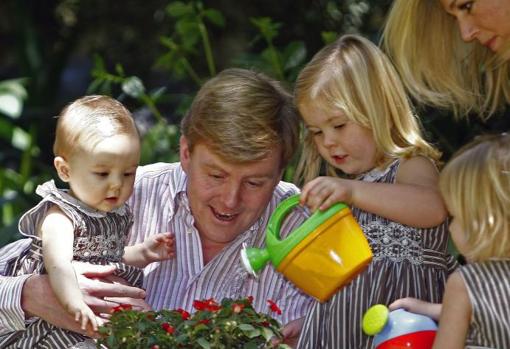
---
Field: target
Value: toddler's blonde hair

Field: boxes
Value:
[440,133,510,261]
[295,34,440,184]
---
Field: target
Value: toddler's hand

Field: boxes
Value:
[389,297,441,321]
[300,176,354,212]
[143,232,175,263]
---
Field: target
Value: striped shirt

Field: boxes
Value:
[460,260,510,348]
[0,162,314,337]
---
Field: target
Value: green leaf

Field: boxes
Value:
[196,337,211,349]
[166,1,193,17]
[283,41,306,70]
[0,94,22,118]
[321,31,338,45]
[203,9,225,27]
[122,76,145,98]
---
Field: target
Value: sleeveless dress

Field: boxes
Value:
[3,180,143,349]
[297,159,457,349]
[460,260,510,349]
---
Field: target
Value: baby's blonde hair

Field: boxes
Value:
[294,34,440,184]
[440,133,510,262]
[53,95,138,159]
[382,0,510,119]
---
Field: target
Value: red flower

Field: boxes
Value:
[176,308,190,320]
[161,322,175,334]
[193,298,221,312]
[112,303,133,313]
[267,300,282,315]
[198,319,210,325]
[259,321,271,327]
[232,303,245,313]
[247,296,254,304]
[151,345,160,349]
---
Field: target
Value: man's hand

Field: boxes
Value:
[21,263,148,336]
[272,317,305,348]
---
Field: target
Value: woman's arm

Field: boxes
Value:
[432,271,471,349]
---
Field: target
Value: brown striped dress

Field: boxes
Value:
[460,260,510,348]
[297,159,457,349]
[2,180,142,349]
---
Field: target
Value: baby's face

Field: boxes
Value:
[64,134,140,212]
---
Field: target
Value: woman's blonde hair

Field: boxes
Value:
[181,68,300,169]
[294,34,440,184]
[382,0,510,120]
[440,133,510,262]
[54,95,138,159]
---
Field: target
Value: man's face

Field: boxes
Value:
[180,137,283,245]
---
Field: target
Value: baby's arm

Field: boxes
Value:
[389,297,442,321]
[432,271,471,349]
[301,156,447,228]
[123,232,174,268]
[40,206,99,333]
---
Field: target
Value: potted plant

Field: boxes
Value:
[97,296,291,349]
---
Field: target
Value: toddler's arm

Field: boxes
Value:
[301,156,447,228]
[123,232,175,268]
[389,297,441,321]
[40,206,99,333]
[432,271,471,349]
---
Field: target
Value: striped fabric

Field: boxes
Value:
[127,163,313,323]
[460,260,510,348]
[297,159,457,349]
[0,162,314,344]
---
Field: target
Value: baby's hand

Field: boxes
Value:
[143,232,175,263]
[70,302,99,333]
[300,176,354,212]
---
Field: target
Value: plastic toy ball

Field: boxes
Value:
[362,304,438,349]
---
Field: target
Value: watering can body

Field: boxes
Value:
[241,194,372,302]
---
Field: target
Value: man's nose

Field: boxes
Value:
[222,183,241,208]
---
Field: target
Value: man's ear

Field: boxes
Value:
[179,136,191,172]
[54,156,71,182]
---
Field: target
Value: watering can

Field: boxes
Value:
[240,194,372,302]
[362,304,438,349]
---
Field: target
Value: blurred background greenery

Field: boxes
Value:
[1,0,508,247]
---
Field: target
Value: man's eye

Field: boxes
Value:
[247,181,263,188]
[334,124,345,129]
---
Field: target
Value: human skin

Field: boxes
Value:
[440,0,510,52]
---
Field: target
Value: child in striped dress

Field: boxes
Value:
[293,34,455,348]
[4,96,174,349]
[391,133,510,348]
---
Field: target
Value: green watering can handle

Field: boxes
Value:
[266,194,347,267]
[267,194,301,240]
